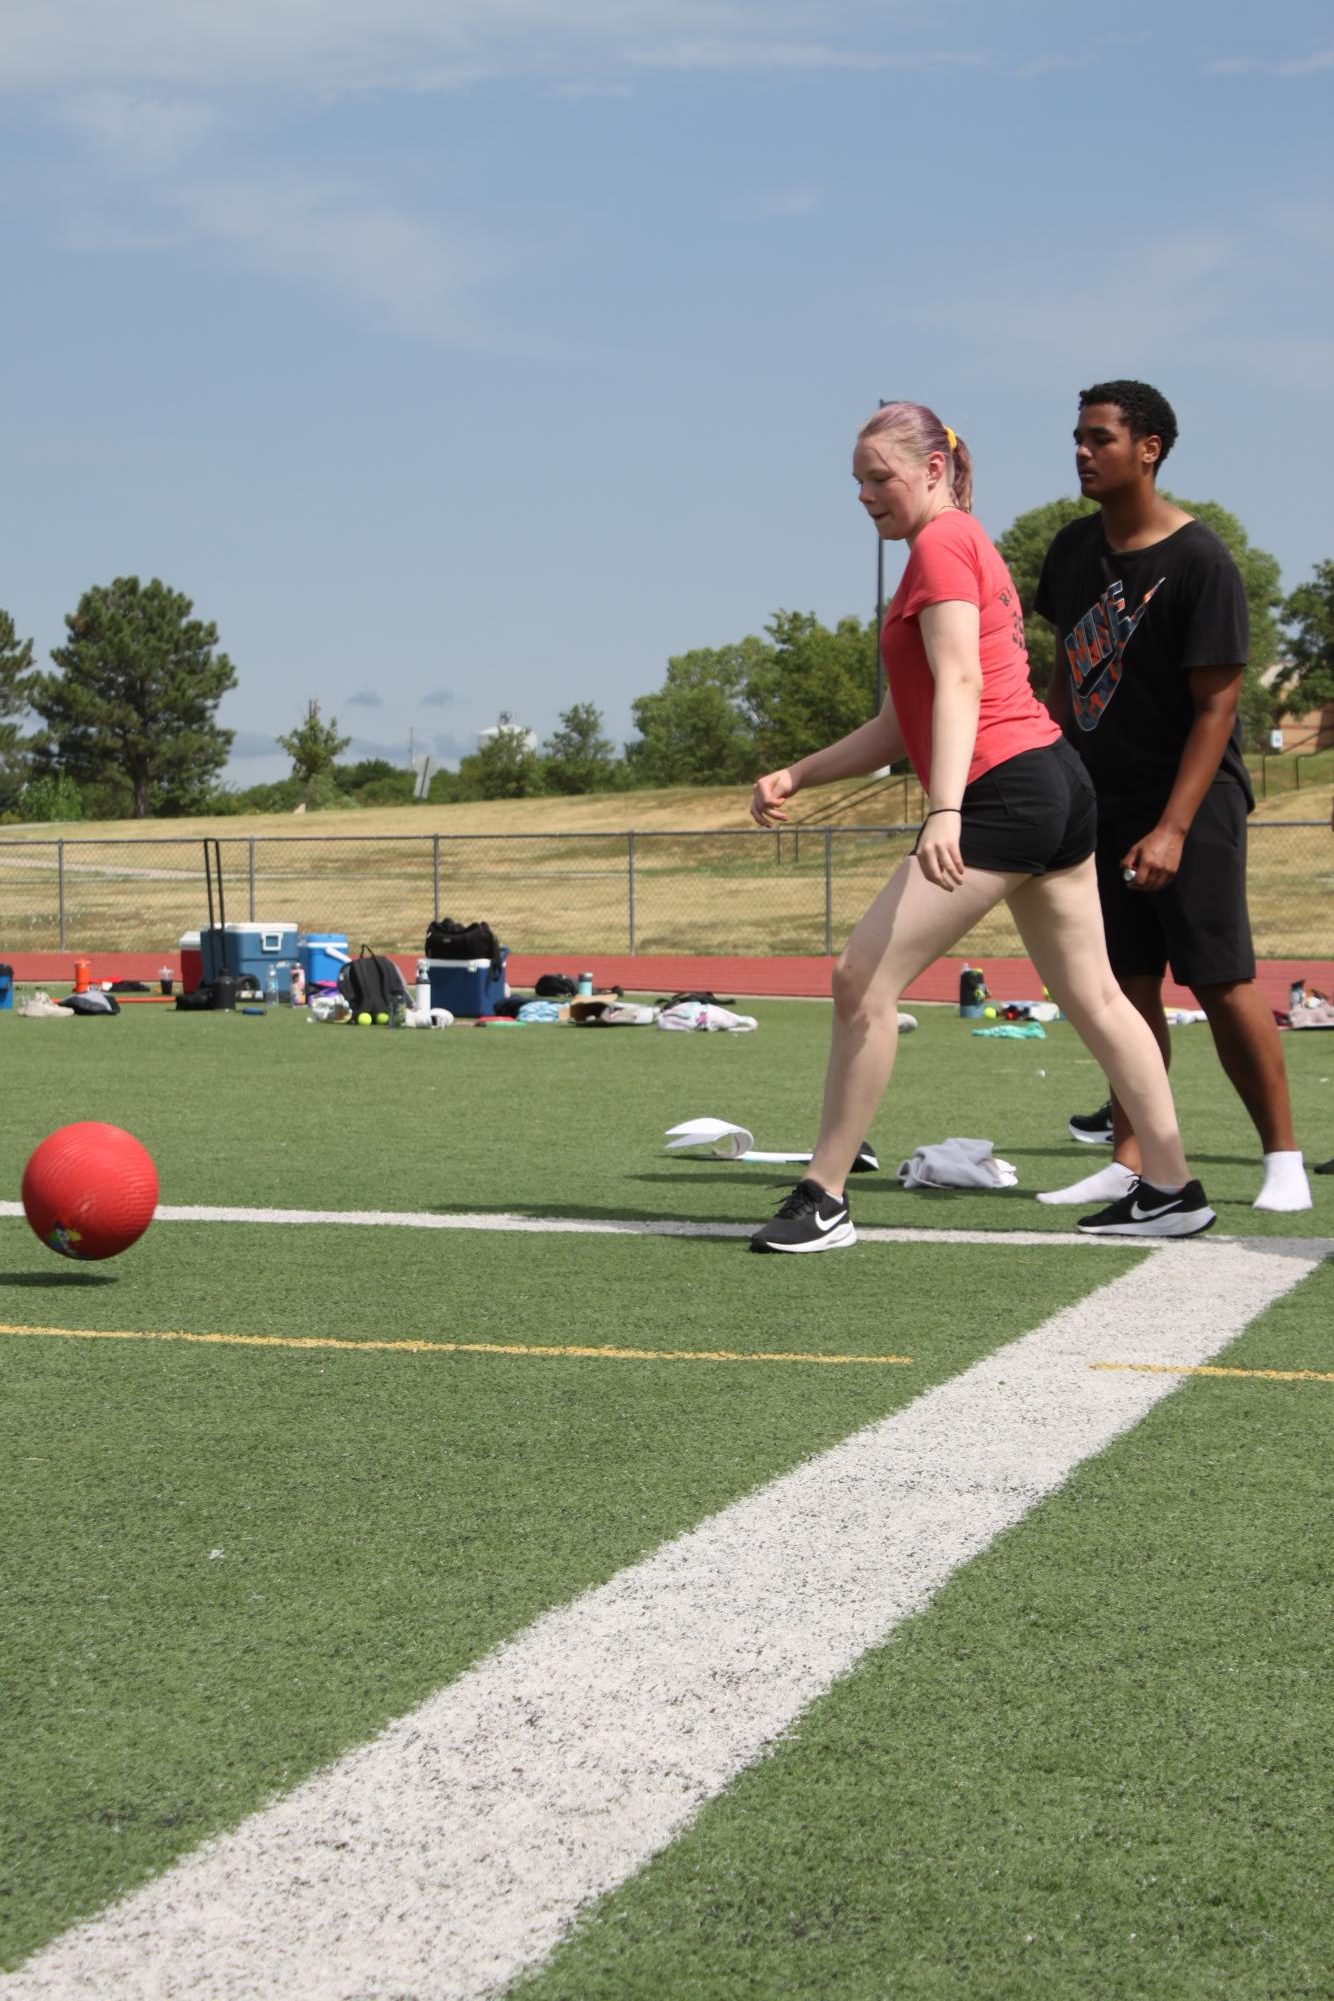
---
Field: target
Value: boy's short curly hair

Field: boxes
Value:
[1079,379,1178,467]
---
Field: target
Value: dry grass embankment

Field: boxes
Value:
[1,772,1328,959]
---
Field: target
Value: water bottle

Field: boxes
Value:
[1288,979,1305,1012]
[265,963,279,1006]
[289,962,306,1007]
[959,962,987,1017]
[577,971,594,997]
[415,958,431,1014]
[158,963,174,996]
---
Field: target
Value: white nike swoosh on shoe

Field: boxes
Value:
[814,1209,848,1232]
[1129,1199,1181,1221]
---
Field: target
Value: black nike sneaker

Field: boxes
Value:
[749,1178,856,1253]
[1076,1177,1216,1239]
[1068,1101,1114,1145]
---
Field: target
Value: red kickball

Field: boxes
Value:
[21,1122,159,1262]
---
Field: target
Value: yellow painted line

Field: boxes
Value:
[1091,1360,1334,1384]
[0,1321,911,1368]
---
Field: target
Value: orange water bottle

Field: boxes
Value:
[73,958,90,994]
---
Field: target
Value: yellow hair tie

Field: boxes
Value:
[944,426,957,451]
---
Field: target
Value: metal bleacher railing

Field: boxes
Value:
[2,819,1331,963]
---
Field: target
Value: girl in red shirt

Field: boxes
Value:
[748,400,1212,1250]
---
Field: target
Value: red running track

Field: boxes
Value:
[4,949,1328,1013]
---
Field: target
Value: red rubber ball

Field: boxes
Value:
[21,1122,159,1262]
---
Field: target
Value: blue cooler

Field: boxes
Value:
[299,933,350,987]
[203,921,298,996]
[0,962,13,1010]
[422,951,508,1018]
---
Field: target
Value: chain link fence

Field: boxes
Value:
[2,823,1331,961]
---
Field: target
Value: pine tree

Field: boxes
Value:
[28,578,237,817]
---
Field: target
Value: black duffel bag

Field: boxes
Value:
[424,917,503,977]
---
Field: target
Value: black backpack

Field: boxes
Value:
[337,946,411,1018]
[424,916,503,976]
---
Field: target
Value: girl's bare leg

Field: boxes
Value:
[1006,858,1190,1189]
[808,858,1021,1197]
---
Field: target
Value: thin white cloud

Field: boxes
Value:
[1012,53,1091,79]
[420,688,460,707]
[729,188,822,218]
[0,1,951,94]
[548,79,634,99]
[169,174,483,340]
[1208,49,1334,76]
[626,41,985,73]
[56,90,215,170]
[346,690,385,708]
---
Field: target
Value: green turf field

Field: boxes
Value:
[1,1000,1330,1995]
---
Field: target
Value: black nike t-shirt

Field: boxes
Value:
[1034,515,1253,816]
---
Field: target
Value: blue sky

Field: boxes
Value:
[2,0,1330,784]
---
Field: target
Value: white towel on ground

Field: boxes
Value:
[896,1137,1018,1190]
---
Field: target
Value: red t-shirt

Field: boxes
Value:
[882,510,1059,788]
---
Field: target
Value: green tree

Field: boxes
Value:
[994,496,1096,689]
[454,724,544,800]
[1275,560,1334,718]
[278,699,352,785]
[745,610,879,769]
[15,771,84,822]
[625,641,765,786]
[1163,494,1282,749]
[27,577,237,817]
[0,606,36,809]
[334,756,401,795]
[542,702,621,794]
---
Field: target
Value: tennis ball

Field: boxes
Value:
[983,1004,997,1019]
[374,1012,389,1025]
[356,1012,372,1026]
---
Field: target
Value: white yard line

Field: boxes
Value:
[0,1197,1256,1248]
[1,1237,1321,2001]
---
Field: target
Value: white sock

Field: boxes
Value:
[1253,1150,1313,1213]
[1036,1161,1137,1206]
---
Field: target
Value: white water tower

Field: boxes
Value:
[478,709,537,754]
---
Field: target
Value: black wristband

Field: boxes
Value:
[923,807,961,818]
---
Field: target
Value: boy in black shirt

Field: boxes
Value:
[1035,380,1310,1214]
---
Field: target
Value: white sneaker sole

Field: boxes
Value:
[751,1221,857,1253]
[1077,1208,1216,1239]
[1068,1123,1114,1145]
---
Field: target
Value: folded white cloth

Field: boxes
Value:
[658,1002,758,1033]
[896,1137,1018,1190]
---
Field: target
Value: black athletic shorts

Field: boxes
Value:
[1094,781,1256,989]
[927,737,1097,877]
